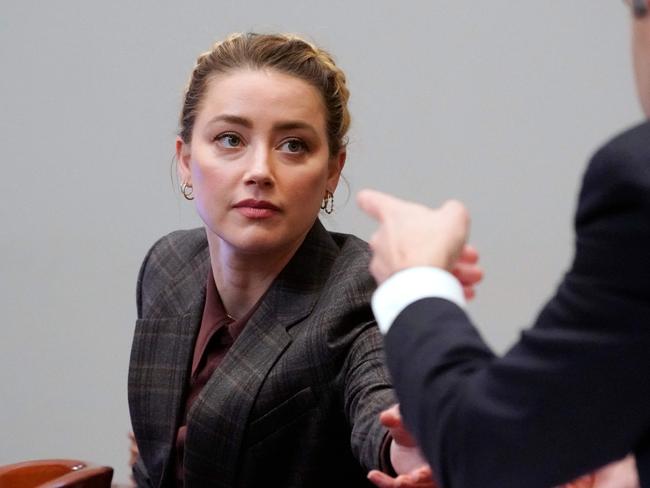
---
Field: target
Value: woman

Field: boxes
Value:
[128,33,436,488]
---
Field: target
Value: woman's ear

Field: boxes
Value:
[176,137,192,184]
[327,150,346,191]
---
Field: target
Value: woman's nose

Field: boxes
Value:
[243,147,275,188]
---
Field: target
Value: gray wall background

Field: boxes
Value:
[1,1,642,484]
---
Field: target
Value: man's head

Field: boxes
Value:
[627,0,650,116]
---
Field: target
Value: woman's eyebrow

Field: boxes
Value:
[205,116,317,137]
[273,121,318,137]
[207,114,253,128]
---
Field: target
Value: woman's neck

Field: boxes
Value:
[206,232,306,320]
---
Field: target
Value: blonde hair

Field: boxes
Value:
[179,32,350,156]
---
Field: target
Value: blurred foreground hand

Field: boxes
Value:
[357,190,470,285]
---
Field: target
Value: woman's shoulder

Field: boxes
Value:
[146,227,208,260]
[136,228,209,316]
[139,227,208,278]
[321,230,375,298]
[328,230,371,264]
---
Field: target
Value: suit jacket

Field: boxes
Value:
[385,121,650,488]
[128,220,395,488]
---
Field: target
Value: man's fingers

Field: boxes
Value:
[367,469,399,488]
[368,231,380,252]
[453,244,481,300]
[591,454,639,488]
[452,262,483,286]
[463,286,476,301]
[458,244,479,264]
[413,465,434,482]
[356,189,387,221]
[368,469,436,488]
[379,404,402,428]
[381,405,418,447]
[562,475,595,488]
[441,199,470,223]
[357,189,403,221]
[369,257,387,285]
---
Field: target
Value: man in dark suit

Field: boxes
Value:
[358,2,650,487]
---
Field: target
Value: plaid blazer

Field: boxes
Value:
[128,220,396,487]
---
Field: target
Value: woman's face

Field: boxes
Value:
[177,69,344,256]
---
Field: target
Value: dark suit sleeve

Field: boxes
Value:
[384,124,650,488]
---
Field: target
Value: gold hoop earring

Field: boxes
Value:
[320,190,334,214]
[181,182,194,201]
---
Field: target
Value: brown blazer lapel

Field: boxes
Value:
[183,221,338,487]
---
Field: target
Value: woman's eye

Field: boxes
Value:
[279,139,307,154]
[216,134,242,148]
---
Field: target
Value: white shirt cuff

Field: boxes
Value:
[371,267,466,334]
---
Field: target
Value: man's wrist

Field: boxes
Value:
[372,267,466,334]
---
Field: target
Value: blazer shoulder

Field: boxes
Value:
[585,121,650,187]
[146,227,207,263]
[136,227,208,317]
[577,122,650,222]
[329,231,371,266]
[600,120,650,155]
[327,231,373,284]
[311,231,377,319]
[570,122,650,312]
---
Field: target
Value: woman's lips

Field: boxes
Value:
[233,199,280,219]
